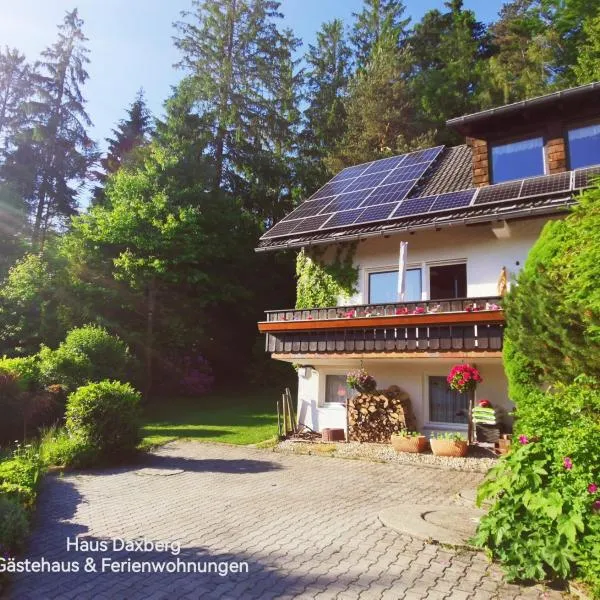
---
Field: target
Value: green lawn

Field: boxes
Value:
[140,389,282,448]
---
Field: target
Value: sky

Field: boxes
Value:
[0,0,505,153]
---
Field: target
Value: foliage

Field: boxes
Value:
[295,244,358,309]
[0,443,43,510]
[38,426,93,469]
[0,372,23,444]
[0,495,28,553]
[0,355,40,391]
[396,430,424,438]
[573,14,600,84]
[65,381,142,463]
[429,431,467,441]
[447,364,482,394]
[177,354,215,396]
[346,368,377,393]
[475,429,599,591]
[503,186,600,386]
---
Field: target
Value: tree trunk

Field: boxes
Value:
[145,278,156,399]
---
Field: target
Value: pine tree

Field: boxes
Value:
[351,0,410,70]
[573,14,600,84]
[300,19,351,191]
[409,0,492,144]
[326,25,428,171]
[0,48,31,152]
[93,90,152,205]
[26,9,97,248]
[173,0,302,221]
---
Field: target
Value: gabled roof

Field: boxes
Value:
[256,142,594,252]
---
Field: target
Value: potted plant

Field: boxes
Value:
[447,364,483,444]
[390,430,428,453]
[346,368,377,394]
[430,432,468,457]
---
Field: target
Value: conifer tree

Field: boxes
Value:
[0,48,31,152]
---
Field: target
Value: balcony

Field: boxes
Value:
[258,296,504,357]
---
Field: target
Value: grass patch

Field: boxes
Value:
[140,389,281,448]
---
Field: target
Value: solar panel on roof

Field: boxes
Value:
[308,178,356,200]
[329,164,370,182]
[262,219,302,238]
[429,189,476,213]
[382,163,430,185]
[321,194,368,213]
[355,203,398,224]
[342,170,393,193]
[360,181,415,206]
[321,208,364,229]
[282,198,332,220]
[473,180,523,206]
[391,196,437,218]
[402,146,444,166]
[362,155,406,174]
[291,214,332,233]
[520,172,571,198]
[574,165,600,189]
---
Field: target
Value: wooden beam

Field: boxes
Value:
[257,310,504,333]
[271,351,503,362]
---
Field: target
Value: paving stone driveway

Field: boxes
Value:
[7,442,562,600]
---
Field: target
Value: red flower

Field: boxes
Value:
[588,483,598,494]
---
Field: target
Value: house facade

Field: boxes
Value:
[256,82,600,436]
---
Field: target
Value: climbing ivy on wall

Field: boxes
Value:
[295,243,358,308]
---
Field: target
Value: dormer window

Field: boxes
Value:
[490,136,545,184]
[567,123,600,169]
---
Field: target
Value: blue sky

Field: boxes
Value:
[0,0,504,152]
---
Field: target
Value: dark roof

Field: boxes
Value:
[256,196,574,251]
[409,145,472,197]
[447,81,600,137]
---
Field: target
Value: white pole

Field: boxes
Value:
[398,241,408,301]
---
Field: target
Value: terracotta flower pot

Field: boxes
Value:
[430,438,468,457]
[390,434,429,454]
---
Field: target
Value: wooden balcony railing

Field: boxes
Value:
[258,296,504,355]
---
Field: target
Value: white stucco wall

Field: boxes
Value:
[296,357,511,434]
[324,217,550,306]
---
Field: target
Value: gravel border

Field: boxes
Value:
[273,440,498,473]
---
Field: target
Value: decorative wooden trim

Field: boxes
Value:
[258,310,504,333]
[271,351,503,361]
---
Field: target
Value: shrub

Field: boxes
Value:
[0,495,28,553]
[0,355,41,391]
[0,444,43,510]
[65,381,141,462]
[38,325,134,391]
[0,373,23,444]
[39,427,95,469]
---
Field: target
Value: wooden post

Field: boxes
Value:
[276,400,282,438]
[468,388,475,445]
[282,393,288,436]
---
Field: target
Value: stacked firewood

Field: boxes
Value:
[347,389,417,443]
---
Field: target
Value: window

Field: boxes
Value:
[568,123,600,169]
[428,376,468,424]
[429,263,466,300]
[325,375,353,404]
[368,268,422,303]
[490,137,545,183]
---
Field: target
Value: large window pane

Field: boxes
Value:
[428,376,468,424]
[325,375,352,404]
[369,269,421,303]
[429,263,466,300]
[491,137,544,183]
[568,124,600,169]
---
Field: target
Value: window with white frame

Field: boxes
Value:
[325,375,353,404]
[428,376,468,424]
[368,268,422,303]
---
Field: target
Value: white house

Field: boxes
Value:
[256,82,600,437]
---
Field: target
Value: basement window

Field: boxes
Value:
[428,376,468,424]
[429,263,466,300]
[567,123,600,169]
[325,375,352,404]
[490,137,545,183]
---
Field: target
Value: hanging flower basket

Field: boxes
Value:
[447,364,482,394]
[346,368,377,394]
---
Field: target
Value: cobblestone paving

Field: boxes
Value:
[6,442,563,600]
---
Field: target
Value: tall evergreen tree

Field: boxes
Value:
[300,19,351,191]
[351,0,410,70]
[326,25,428,171]
[93,89,152,205]
[0,48,31,151]
[485,0,551,104]
[573,14,600,84]
[173,0,302,220]
[409,0,491,144]
[19,9,97,248]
